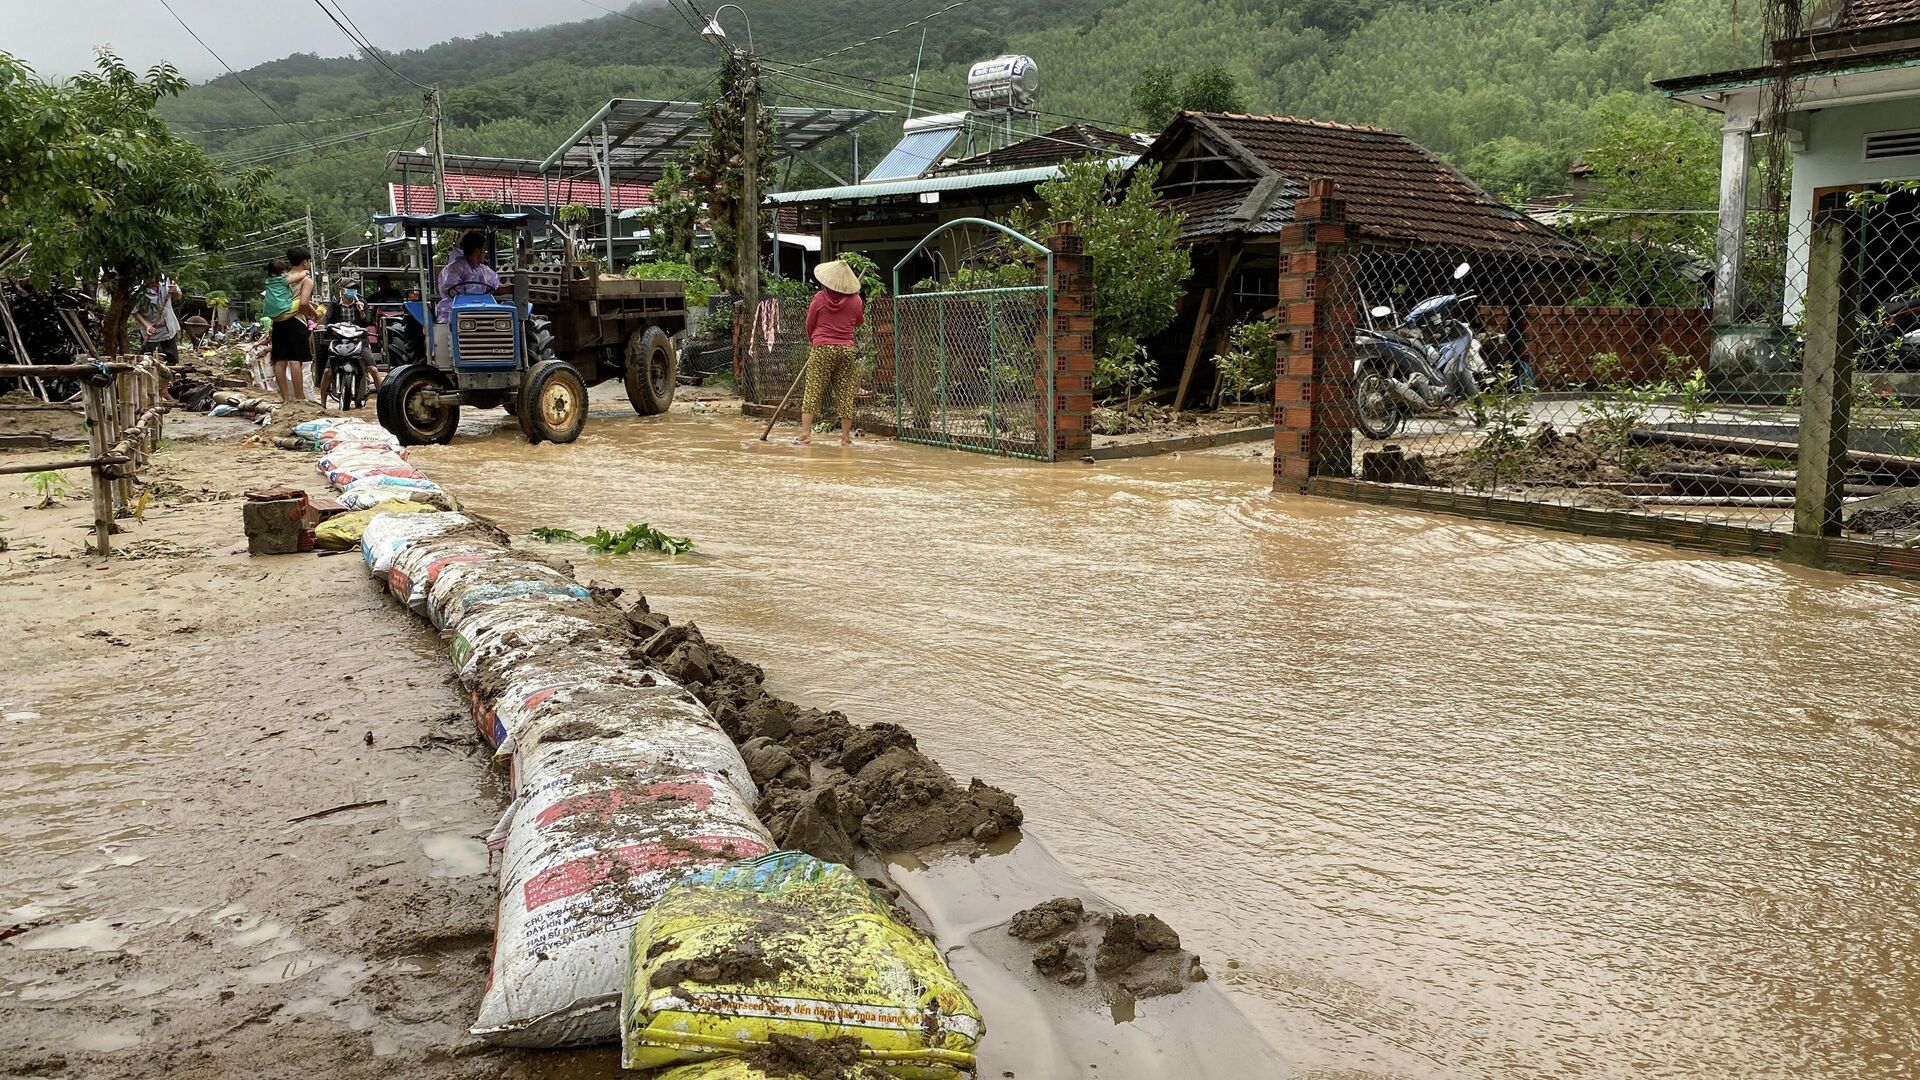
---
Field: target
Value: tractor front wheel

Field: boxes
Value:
[381,364,460,445]
[519,360,589,444]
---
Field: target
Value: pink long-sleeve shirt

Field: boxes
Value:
[805,289,864,346]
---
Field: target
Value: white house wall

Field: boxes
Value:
[1783,98,1920,319]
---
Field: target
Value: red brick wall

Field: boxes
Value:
[1513,305,1709,387]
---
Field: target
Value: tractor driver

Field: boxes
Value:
[435,231,500,323]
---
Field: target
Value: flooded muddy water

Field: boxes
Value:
[416,401,1920,1080]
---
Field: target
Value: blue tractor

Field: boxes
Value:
[372,211,587,445]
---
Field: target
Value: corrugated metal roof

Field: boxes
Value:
[768,159,1136,204]
[390,174,652,215]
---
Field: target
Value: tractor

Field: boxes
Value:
[372,210,685,446]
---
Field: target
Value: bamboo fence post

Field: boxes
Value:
[112,368,134,507]
[149,362,165,443]
[83,380,113,557]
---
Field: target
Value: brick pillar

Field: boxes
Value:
[869,294,896,402]
[1272,178,1355,490]
[1042,221,1095,457]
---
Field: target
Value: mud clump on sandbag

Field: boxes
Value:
[622,615,1023,857]
[1031,938,1088,987]
[1093,913,1181,975]
[744,1034,878,1080]
[1006,901,1206,999]
[653,1038,897,1080]
[851,747,1022,852]
[649,942,790,989]
[1008,896,1083,941]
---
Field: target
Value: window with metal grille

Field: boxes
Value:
[1863,129,1920,162]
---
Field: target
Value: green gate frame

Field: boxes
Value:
[890,218,1056,461]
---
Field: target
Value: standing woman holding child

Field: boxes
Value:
[795,259,865,446]
[263,246,318,403]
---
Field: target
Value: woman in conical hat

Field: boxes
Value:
[796,259,866,445]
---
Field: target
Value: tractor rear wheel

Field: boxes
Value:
[624,325,676,416]
[382,364,460,445]
[520,360,588,444]
[383,317,418,369]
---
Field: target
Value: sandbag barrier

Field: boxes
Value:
[290,419,986,1075]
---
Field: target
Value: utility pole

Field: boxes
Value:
[428,87,448,214]
[738,58,761,319]
[305,205,324,300]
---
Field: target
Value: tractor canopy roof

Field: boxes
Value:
[372,210,547,234]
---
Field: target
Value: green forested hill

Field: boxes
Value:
[156,0,1759,266]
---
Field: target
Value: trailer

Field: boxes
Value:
[524,262,684,417]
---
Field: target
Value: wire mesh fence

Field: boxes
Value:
[1313,200,1920,552]
[892,286,1051,458]
[739,283,1053,458]
[736,290,893,436]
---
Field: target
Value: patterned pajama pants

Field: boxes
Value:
[803,344,857,421]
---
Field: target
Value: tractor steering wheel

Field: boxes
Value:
[447,280,497,297]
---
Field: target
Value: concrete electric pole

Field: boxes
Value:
[738,62,761,318]
[428,87,448,214]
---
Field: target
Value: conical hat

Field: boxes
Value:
[812,259,861,295]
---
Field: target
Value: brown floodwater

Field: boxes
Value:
[416,400,1920,1080]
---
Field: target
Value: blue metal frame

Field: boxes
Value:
[891,217,1056,461]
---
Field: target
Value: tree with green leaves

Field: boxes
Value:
[1033,159,1189,368]
[686,52,773,297]
[634,161,701,265]
[1128,63,1249,128]
[1,52,269,356]
[1568,93,1720,307]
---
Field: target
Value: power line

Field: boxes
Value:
[310,0,431,91]
[172,109,414,133]
[154,0,329,155]
[782,0,931,58]
[572,0,686,36]
[218,118,424,168]
[790,0,980,66]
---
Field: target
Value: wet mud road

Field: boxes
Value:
[414,400,1920,1079]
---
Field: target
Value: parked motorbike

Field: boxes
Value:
[1865,288,1920,370]
[320,322,372,410]
[1352,262,1503,439]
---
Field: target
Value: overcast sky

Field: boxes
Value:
[6,0,590,80]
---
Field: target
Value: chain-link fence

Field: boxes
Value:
[892,286,1051,458]
[736,289,893,436]
[739,283,1054,458]
[1311,200,1920,553]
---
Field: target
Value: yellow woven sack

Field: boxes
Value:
[621,851,983,1079]
[654,1046,899,1080]
[313,500,439,550]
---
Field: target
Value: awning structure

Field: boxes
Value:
[539,99,886,179]
[386,151,662,185]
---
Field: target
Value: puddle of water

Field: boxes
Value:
[421,834,489,877]
[418,408,1920,1080]
[11,919,128,952]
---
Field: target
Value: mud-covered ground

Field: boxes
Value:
[0,417,611,1079]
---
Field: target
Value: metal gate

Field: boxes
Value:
[890,219,1055,460]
